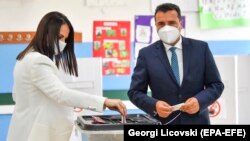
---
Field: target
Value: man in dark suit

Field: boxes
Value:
[128,3,224,124]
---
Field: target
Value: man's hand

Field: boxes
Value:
[104,99,127,116]
[180,97,199,114]
[155,100,173,118]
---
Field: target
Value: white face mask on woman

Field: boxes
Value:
[54,40,66,55]
[158,25,180,45]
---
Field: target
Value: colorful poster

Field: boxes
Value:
[199,0,250,29]
[134,15,185,59]
[93,21,130,76]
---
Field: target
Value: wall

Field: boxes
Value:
[0,0,250,103]
[0,0,250,41]
[0,0,249,93]
[0,0,250,140]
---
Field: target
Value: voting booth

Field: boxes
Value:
[237,56,250,124]
[58,57,103,97]
[58,57,104,115]
[209,56,237,124]
[210,56,250,124]
[59,57,128,141]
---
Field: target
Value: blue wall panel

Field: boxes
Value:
[1,40,250,93]
[0,44,26,93]
[0,114,12,141]
[208,40,250,55]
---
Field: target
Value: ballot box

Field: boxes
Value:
[75,114,159,141]
[76,114,160,130]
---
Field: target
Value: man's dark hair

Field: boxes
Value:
[154,3,182,20]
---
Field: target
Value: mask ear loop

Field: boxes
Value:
[163,112,182,125]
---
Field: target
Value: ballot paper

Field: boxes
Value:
[121,115,127,124]
[172,103,184,111]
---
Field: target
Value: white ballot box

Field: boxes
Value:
[75,106,152,141]
[77,127,123,141]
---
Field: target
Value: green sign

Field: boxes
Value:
[199,0,250,29]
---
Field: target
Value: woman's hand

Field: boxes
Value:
[104,99,127,116]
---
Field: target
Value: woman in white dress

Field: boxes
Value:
[7,11,127,141]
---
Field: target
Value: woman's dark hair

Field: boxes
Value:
[154,3,182,20]
[17,11,78,76]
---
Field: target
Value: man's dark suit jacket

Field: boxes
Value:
[128,37,224,124]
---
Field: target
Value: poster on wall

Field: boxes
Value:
[134,15,185,59]
[199,0,250,29]
[93,21,130,76]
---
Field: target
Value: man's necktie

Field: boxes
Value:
[170,47,180,85]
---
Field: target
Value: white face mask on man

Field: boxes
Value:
[54,40,67,55]
[158,25,180,45]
